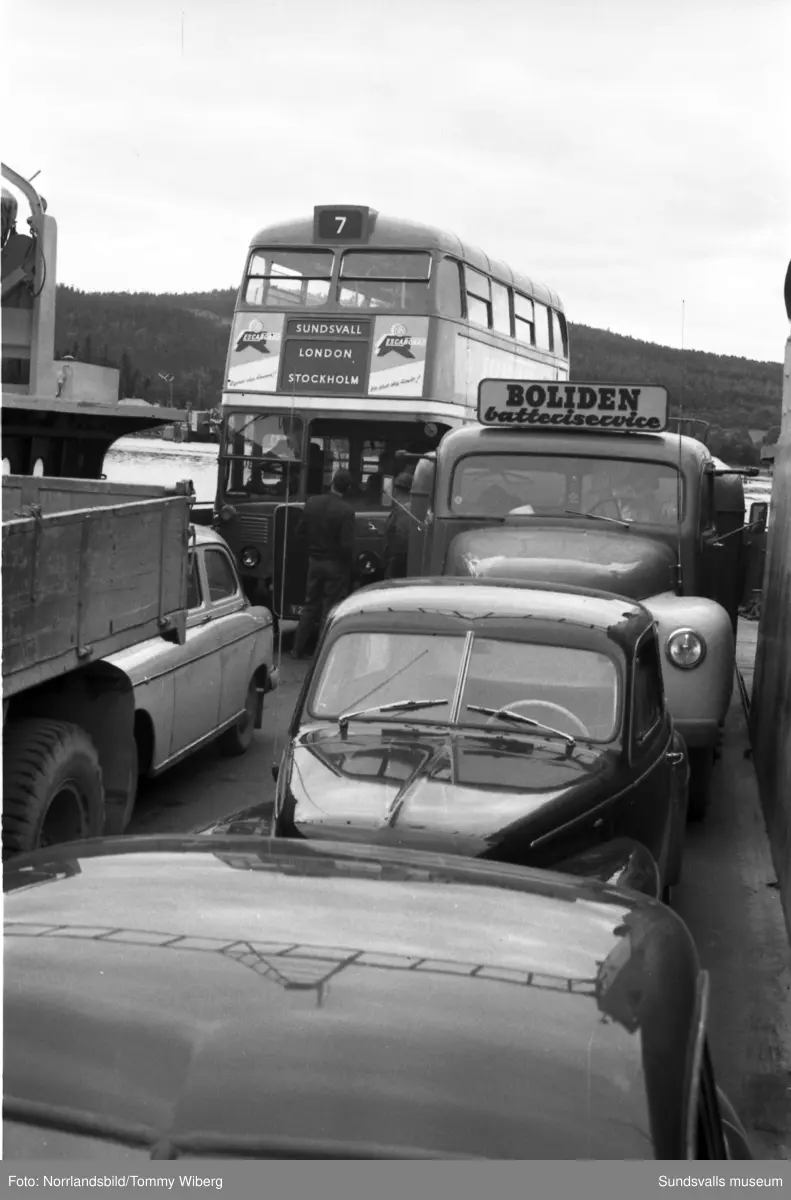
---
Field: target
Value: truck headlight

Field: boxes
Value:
[666,628,706,670]
[241,546,260,569]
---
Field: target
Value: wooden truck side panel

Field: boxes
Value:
[2,476,191,699]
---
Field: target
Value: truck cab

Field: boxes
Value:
[403,380,756,819]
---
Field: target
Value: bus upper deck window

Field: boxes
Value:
[245,249,334,307]
[435,257,463,317]
[514,293,535,346]
[550,309,568,358]
[491,281,512,336]
[534,301,551,350]
[464,267,491,328]
[340,251,431,280]
[557,311,569,357]
[337,250,431,312]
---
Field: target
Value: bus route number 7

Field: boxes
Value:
[316,206,366,240]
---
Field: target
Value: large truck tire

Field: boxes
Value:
[687,746,714,823]
[2,719,104,860]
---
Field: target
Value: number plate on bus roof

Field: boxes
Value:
[314,206,372,242]
[477,380,669,433]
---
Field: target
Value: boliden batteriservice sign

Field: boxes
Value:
[477,381,669,432]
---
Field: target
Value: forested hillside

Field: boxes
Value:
[54,286,782,464]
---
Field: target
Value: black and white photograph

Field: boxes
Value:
[2,0,790,1182]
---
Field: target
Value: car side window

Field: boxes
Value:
[632,633,664,744]
[186,553,202,610]
[204,548,240,603]
[694,1042,728,1159]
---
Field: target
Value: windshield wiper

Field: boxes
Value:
[339,698,449,738]
[465,705,576,750]
[564,508,630,528]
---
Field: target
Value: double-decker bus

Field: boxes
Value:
[215,204,569,619]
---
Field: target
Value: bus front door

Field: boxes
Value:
[272,503,309,620]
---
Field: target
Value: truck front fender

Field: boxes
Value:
[642,593,735,739]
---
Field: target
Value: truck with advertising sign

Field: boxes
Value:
[213,205,569,621]
[404,379,755,820]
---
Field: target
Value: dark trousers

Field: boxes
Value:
[384,552,408,580]
[293,558,351,656]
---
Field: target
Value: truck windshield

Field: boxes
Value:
[449,454,683,525]
[310,631,619,741]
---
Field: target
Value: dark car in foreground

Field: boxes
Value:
[3,836,752,1160]
[265,579,689,897]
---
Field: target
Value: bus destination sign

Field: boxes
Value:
[314,206,372,243]
[477,380,669,432]
[279,337,370,396]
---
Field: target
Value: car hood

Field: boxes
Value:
[280,727,620,856]
[445,526,677,601]
[2,839,692,1160]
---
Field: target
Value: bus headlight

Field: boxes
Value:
[666,628,706,670]
[357,550,381,577]
[219,504,236,522]
[241,546,260,569]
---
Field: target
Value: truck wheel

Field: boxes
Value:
[687,746,714,823]
[2,719,104,859]
[218,678,258,758]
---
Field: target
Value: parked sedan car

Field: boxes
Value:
[3,836,752,1160]
[266,579,688,898]
[105,526,279,821]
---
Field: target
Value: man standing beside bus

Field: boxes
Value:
[289,469,356,660]
[383,472,413,579]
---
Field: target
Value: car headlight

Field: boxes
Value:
[665,628,706,670]
[240,546,260,569]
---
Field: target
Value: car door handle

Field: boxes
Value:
[194,615,212,626]
[666,751,685,766]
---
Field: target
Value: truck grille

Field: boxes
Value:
[236,513,271,543]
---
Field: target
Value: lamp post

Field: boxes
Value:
[158,371,175,405]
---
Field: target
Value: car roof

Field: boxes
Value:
[191,524,231,547]
[329,578,651,638]
[4,837,699,1159]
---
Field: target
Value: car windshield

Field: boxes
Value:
[449,454,683,525]
[309,631,619,741]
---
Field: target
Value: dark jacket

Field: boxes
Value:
[296,492,355,566]
[384,496,411,560]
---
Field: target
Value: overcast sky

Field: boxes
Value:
[4,0,789,362]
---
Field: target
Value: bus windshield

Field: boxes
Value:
[449,454,683,525]
[223,412,305,497]
[221,413,444,506]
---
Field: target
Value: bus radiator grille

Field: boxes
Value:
[236,513,271,543]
